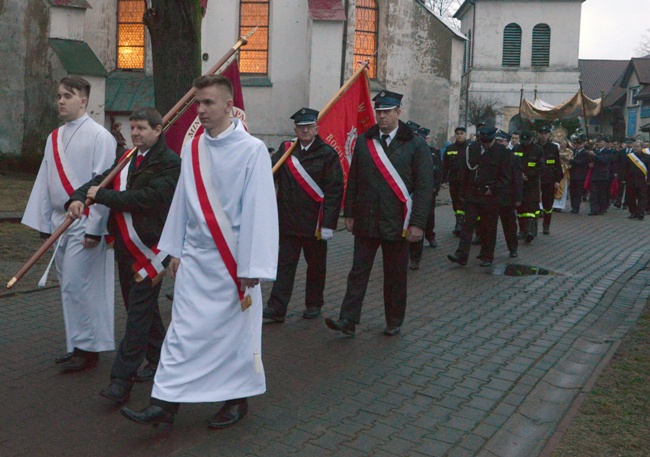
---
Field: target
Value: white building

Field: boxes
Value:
[1,0,465,163]
[453,0,585,132]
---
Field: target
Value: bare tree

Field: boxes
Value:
[465,95,505,128]
[423,0,462,18]
[637,28,650,57]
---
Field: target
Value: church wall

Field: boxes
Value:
[84,0,118,73]
[308,21,345,113]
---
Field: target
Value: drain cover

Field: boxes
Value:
[493,264,553,276]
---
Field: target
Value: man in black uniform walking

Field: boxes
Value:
[494,130,523,257]
[68,107,181,403]
[325,91,433,336]
[447,126,514,267]
[537,126,562,234]
[442,127,468,236]
[568,135,589,213]
[587,136,613,216]
[620,141,650,220]
[514,131,544,243]
[264,108,344,322]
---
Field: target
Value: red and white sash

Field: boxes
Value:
[113,148,166,282]
[191,135,245,302]
[52,127,90,217]
[284,141,325,239]
[628,153,648,177]
[367,138,412,237]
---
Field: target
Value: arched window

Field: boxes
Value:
[117,0,145,69]
[239,0,270,74]
[532,24,551,67]
[502,23,521,67]
[353,0,378,78]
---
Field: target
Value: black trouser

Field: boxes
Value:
[267,235,327,316]
[151,396,246,413]
[340,235,409,327]
[409,197,436,263]
[570,179,585,211]
[499,205,518,253]
[456,201,499,262]
[111,259,166,384]
[449,180,464,216]
[627,184,648,218]
[589,180,609,214]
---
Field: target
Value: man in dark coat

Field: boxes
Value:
[513,131,544,243]
[442,126,468,236]
[614,137,634,208]
[494,130,523,258]
[537,126,562,234]
[568,135,589,213]
[263,108,344,322]
[587,136,613,216]
[447,126,515,267]
[620,141,650,220]
[409,126,441,270]
[325,90,433,337]
[68,107,181,404]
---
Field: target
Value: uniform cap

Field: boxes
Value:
[373,90,403,110]
[406,120,421,131]
[478,126,498,142]
[290,107,319,125]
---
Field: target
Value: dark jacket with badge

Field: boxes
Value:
[459,141,516,205]
[344,121,434,240]
[538,141,562,184]
[273,135,344,237]
[622,152,650,188]
[442,140,467,183]
[513,142,544,203]
[569,147,590,181]
[589,148,613,182]
[69,135,181,263]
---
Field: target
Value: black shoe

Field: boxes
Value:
[208,399,248,429]
[100,382,131,404]
[262,306,285,323]
[510,251,518,258]
[132,362,157,382]
[525,233,534,244]
[409,261,419,270]
[55,352,74,364]
[121,405,174,426]
[302,307,321,319]
[325,317,356,336]
[479,260,492,267]
[570,210,579,214]
[588,213,597,216]
[60,351,98,372]
[628,215,636,219]
[427,238,437,248]
[613,203,621,208]
[447,254,467,266]
[383,326,401,336]
[542,226,550,235]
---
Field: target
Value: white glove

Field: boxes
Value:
[321,228,334,241]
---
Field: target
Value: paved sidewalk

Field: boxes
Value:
[1,203,648,457]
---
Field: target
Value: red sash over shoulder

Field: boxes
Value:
[366,138,412,236]
[283,141,325,239]
[191,135,244,301]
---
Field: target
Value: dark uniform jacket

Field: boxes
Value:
[590,148,613,182]
[431,146,442,196]
[459,141,517,205]
[569,147,590,181]
[504,150,524,207]
[69,135,181,263]
[622,152,650,188]
[513,142,544,203]
[344,121,434,240]
[273,135,344,237]
[442,140,468,183]
[538,141,562,184]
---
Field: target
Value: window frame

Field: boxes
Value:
[502,23,522,68]
[116,0,146,70]
[353,0,379,79]
[239,0,270,75]
[531,23,551,68]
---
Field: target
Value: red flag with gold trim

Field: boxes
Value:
[165,60,246,155]
[317,70,375,185]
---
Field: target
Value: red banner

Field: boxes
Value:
[317,70,375,185]
[165,60,246,155]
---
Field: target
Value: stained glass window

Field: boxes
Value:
[117,0,145,69]
[354,0,378,78]
[239,0,270,74]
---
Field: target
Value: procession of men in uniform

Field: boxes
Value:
[21,75,650,432]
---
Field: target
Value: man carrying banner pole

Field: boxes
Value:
[263,108,344,323]
[325,90,434,337]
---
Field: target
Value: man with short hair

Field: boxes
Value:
[509,132,520,151]
[121,75,278,428]
[263,108,344,322]
[442,126,468,236]
[536,126,562,234]
[620,141,650,220]
[325,90,433,336]
[22,76,116,372]
[587,136,613,216]
[615,137,634,208]
[68,107,181,403]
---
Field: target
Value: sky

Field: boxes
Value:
[579,0,650,60]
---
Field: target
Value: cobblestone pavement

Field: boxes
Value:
[1,201,649,457]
